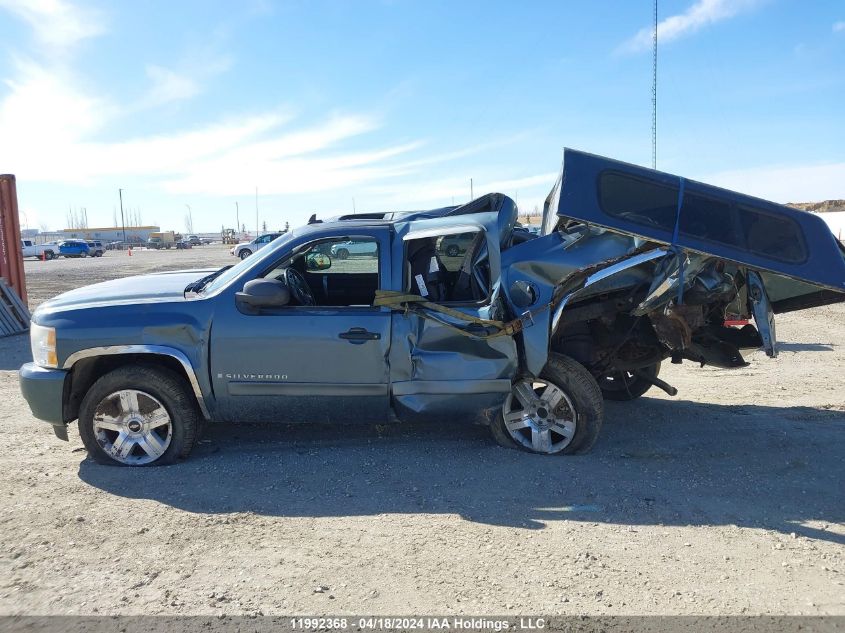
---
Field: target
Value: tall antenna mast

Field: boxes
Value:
[652,0,658,169]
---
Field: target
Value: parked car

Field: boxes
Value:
[57,239,91,258]
[438,232,475,257]
[176,240,192,249]
[85,241,104,257]
[329,240,378,259]
[232,233,283,260]
[19,149,845,465]
[187,235,202,246]
[20,239,57,260]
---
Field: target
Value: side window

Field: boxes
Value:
[262,236,380,307]
[436,232,476,271]
[739,205,807,264]
[406,230,489,304]
[323,239,379,274]
[598,171,678,233]
[679,192,741,248]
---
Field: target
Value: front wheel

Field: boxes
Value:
[78,365,199,466]
[239,249,252,260]
[597,362,660,401]
[446,244,460,257]
[336,248,349,260]
[80,251,88,258]
[491,353,603,455]
[44,250,55,260]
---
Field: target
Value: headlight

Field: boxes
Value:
[30,323,58,368]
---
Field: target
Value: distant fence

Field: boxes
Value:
[0,174,27,306]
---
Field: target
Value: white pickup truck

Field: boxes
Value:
[21,239,57,260]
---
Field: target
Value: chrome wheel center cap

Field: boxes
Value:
[127,419,143,433]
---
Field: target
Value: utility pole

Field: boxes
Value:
[470,178,474,201]
[235,201,239,236]
[118,188,127,242]
[652,0,658,169]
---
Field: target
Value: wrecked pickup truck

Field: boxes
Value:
[19,149,845,465]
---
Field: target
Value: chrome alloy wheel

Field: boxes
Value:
[92,390,173,465]
[502,378,577,454]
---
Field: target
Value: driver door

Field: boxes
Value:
[210,230,392,424]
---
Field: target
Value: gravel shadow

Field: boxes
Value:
[78,398,845,543]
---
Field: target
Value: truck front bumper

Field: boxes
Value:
[19,362,69,439]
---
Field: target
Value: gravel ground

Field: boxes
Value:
[0,247,843,616]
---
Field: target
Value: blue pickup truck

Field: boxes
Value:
[19,150,845,466]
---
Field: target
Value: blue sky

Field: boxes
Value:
[0,0,843,234]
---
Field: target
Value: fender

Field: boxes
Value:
[63,345,210,419]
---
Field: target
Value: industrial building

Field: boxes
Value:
[36,225,161,244]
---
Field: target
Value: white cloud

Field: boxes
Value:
[143,65,202,107]
[620,0,759,53]
[704,162,845,203]
[363,172,557,211]
[0,59,108,148]
[833,21,845,33]
[0,0,528,215]
[0,0,104,52]
[0,60,427,196]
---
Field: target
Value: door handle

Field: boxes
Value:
[339,327,381,342]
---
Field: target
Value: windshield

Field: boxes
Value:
[201,232,296,295]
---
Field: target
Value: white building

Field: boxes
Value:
[38,225,161,244]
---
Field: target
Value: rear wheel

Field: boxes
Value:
[78,365,199,466]
[446,244,460,257]
[491,353,603,455]
[80,251,88,258]
[44,250,55,260]
[239,249,252,260]
[336,248,349,260]
[597,362,660,401]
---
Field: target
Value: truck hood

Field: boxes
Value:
[34,268,218,315]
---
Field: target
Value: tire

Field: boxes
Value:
[336,248,349,260]
[491,353,603,455]
[78,365,200,466]
[446,244,460,257]
[80,251,88,258]
[239,249,252,260]
[44,250,55,260]
[597,362,660,401]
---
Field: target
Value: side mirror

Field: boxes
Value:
[235,279,290,313]
[305,252,332,271]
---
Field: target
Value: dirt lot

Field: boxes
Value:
[0,247,843,616]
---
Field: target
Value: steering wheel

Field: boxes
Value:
[284,267,316,306]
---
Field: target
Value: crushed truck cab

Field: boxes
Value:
[20,150,845,465]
